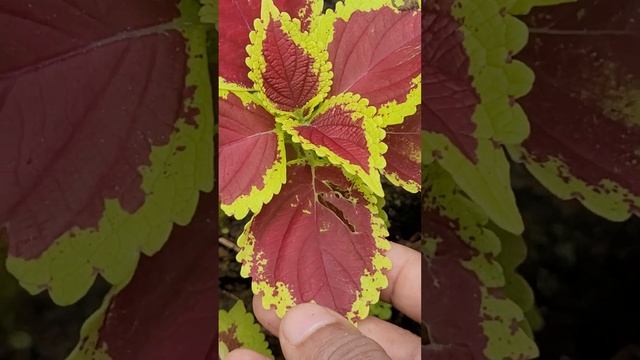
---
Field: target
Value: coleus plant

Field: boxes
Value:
[423,0,639,358]
[219,0,421,321]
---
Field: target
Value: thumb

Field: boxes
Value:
[278,303,391,360]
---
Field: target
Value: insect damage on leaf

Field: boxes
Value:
[317,191,357,233]
[236,164,391,322]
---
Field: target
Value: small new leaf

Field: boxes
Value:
[219,301,272,359]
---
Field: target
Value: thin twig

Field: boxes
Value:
[219,237,240,252]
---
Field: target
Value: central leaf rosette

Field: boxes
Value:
[219,0,420,322]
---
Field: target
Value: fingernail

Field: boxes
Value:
[281,303,340,345]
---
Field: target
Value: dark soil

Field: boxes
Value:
[512,164,640,360]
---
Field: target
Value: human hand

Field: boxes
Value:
[226,242,422,360]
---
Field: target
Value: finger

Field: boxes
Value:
[358,316,421,360]
[253,295,281,335]
[255,295,421,359]
[380,242,422,322]
[225,348,271,360]
[278,303,391,360]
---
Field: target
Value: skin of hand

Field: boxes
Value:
[225,242,422,360]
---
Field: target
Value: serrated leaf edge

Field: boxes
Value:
[280,93,387,197]
[236,164,391,324]
[219,89,288,220]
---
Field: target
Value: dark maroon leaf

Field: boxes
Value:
[422,0,479,162]
[512,0,640,220]
[0,1,192,258]
[422,164,537,359]
[71,192,217,359]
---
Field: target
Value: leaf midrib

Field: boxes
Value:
[0,22,180,81]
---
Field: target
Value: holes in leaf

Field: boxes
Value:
[323,180,351,199]
[317,193,356,233]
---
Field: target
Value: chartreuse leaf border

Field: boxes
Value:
[508,0,640,222]
[311,0,421,127]
[424,136,523,232]
[236,161,392,323]
[219,300,272,359]
[424,0,530,235]
[279,93,387,197]
[381,111,421,193]
[424,163,538,359]
[383,160,421,194]
[509,147,640,221]
[490,224,539,338]
[247,2,332,116]
[424,0,570,235]
[199,0,216,24]
[6,0,213,306]
[219,89,287,220]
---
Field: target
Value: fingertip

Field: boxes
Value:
[381,242,422,322]
[278,303,390,360]
[252,295,282,336]
[358,316,421,360]
[280,303,345,346]
[225,348,270,360]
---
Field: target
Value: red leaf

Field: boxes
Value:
[219,0,318,88]
[239,164,389,320]
[296,104,370,172]
[383,107,421,190]
[328,7,420,109]
[219,0,261,87]
[0,1,192,258]
[261,20,320,111]
[72,192,217,359]
[515,0,640,218]
[280,94,385,196]
[423,209,488,358]
[219,92,284,212]
[422,165,538,359]
[422,2,479,163]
